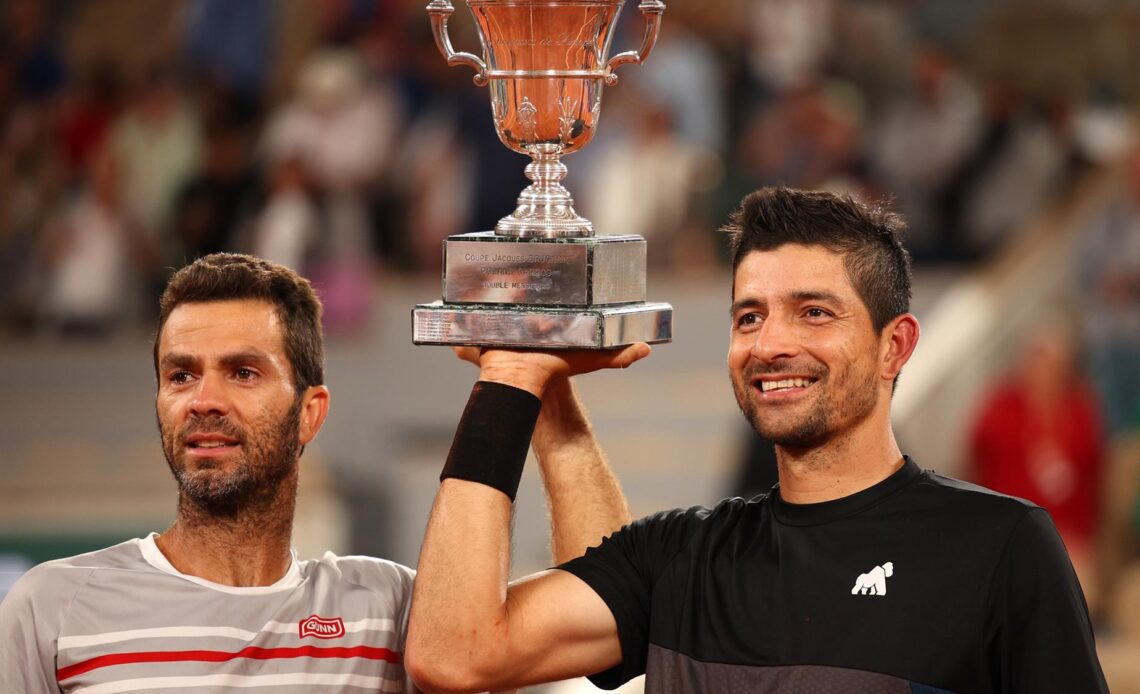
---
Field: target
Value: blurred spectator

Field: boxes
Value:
[35,148,155,335]
[746,0,835,97]
[871,43,982,259]
[831,1,915,113]
[262,48,401,330]
[390,31,525,270]
[170,120,260,261]
[937,83,1084,260]
[0,79,66,331]
[1079,145,1140,436]
[106,67,203,244]
[2,0,66,101]
[55,60,124,186]
[262,48,399,199]
[629,23,727,152]
[729,80,865,198]
[249,155,318,272]
[574,20,727,269]
[0,0,70,329]
[960,92,1085,255]
[968,318,1106,605]
[582,93,722,270]
[395,88,476,271]
[183,0,275,102]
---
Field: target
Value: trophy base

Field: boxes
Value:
[442,231,646,306]
[412,300,672,348]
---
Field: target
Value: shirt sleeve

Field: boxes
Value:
[329,555,420,693]
[558,505,708,690]
[988,506,1108,693]
[0,565,72,693]
[389,563,418,694]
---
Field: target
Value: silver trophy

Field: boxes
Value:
[412,0,673,348]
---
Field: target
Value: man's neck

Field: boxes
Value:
[775,415,905,505]
[156,489,296,587]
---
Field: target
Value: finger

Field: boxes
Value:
[452,346,482,366]
[609,342,652,369]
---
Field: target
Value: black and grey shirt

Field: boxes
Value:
[560,458,1107,693]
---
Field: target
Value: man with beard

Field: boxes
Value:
[406,187,1107,693]
[0,253,623,692]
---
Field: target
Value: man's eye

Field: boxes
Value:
[169,371,192,385]
[805,307,831,319]
[235,367,256,381]
[737,313,761,328]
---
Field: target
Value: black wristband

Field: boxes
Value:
[440,380,542,501]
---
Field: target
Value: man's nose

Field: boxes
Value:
[188,372,231,416]
[750,315,800,363]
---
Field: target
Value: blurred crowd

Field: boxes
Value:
[3,0,1135,335]
[0,0,1139,667]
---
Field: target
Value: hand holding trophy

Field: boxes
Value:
[412,0,673,349]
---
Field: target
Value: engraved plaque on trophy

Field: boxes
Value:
[413,0,673,348]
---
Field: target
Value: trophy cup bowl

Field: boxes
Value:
[413,0,673,348]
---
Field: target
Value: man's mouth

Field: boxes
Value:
[756,377,817,393]
[185,433,241,450]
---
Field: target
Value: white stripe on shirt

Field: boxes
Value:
[73,672,406,693]
[58,619,398,651]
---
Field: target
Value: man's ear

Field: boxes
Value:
[298,385,330,445]
[880,313,919,384]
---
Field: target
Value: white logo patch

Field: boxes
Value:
[851,561,894,596]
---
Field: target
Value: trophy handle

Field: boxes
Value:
[603,0,666,86]
[426,0,489,86]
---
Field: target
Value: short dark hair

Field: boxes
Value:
[723,187,913,332]
[154,254,325,391]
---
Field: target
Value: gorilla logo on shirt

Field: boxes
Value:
[851,562,894,596]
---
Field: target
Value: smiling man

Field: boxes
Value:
[0,256,417,691]
[407,187,1107,693]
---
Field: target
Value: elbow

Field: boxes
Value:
[405,647,458,694]
[405,641,504,694]
[404,640,453,694]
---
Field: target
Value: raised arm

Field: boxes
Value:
[533,377,631,564]
[405,346,648,694]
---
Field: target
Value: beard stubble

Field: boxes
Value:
[733,356,879,450]
[159,397,303,517]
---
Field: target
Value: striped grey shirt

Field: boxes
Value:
[0,535,417,692]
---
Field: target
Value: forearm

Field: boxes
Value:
[533,378,631,564]
[409,347,649,691]
[408,479,514,692]
[407,381,541,692]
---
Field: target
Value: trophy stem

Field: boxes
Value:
[495,147,593,238]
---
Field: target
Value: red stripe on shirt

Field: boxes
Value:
[57,645,402,681]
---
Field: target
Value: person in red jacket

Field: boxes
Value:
[969,319,1106,605]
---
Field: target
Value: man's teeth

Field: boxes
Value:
[193,441,232,448]
[761,378,811,392]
